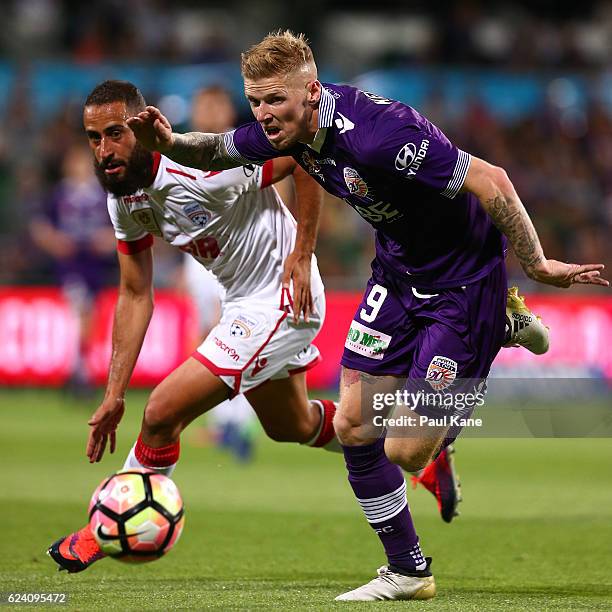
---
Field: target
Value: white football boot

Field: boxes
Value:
[335,563,436,601]
[503,286,549,355]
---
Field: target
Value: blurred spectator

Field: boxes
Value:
[28,144,117,390]
[190,85,237,134]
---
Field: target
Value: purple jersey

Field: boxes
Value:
[43,178,116,291]
[46,179,110,242]
[226,83,505,290]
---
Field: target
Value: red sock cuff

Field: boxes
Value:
[135,435,180,467]
[311,400,337,447]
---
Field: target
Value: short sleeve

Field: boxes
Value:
[106,195,150,242]
[361,119,471,199]
[224,122,282,165]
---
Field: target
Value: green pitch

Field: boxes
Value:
[1,389,611,611]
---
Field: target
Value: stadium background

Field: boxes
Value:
[0,1,611,609]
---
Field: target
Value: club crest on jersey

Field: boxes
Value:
[345,320,391,360]
[184,203,209,228]
[426,356,458,390]
[343,167,369,198]
[130,208,162,236]
[230,314,258,338]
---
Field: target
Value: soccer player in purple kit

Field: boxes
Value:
[127,31,609,601]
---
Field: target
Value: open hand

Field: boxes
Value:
[528,260,608,288]
[282,250,314,323]
[127,106,174,153]
[86,397,126,463]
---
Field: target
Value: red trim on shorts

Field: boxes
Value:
[242,311,288,373]
[117,234,154,254]
[310,399,337,448]
[260,160,274,189]
[288,353,322,376]
[247,353,322,395]
[191,351,242,397]
[167,168,197,180]
[192,310,288,397]
[147,151,161,186]
[280,287,294,311]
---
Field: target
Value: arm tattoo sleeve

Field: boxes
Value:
[167,132,241,171]
[484,193,544,274]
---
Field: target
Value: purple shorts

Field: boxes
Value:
[341,259,507,444]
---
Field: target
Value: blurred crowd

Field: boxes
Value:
[2,0,611,69]
[0,0,610,294]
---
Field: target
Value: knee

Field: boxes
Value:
[142,390,179,438]
[384,439,432,472]
[333,410,374,446]
[333,411,354,444]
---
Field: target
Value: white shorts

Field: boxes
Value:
[192,292,325,395]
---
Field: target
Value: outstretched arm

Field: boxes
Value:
[87,247,154,463]
[463,157,608,288]
[127,106,240,171]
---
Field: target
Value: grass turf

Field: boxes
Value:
[1,389,611,610]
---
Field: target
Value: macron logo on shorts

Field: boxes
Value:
[345,321,392,360]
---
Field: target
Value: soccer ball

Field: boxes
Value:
[88,469,184,562]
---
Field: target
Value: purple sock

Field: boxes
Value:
[342,438,426,572]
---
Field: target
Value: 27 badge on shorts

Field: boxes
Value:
[426,355,458,390]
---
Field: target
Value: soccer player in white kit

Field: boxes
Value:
[48,79,338,572]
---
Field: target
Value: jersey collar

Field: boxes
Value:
[308,85,335,153]
[318,85,336,128]
[147,151,162,186]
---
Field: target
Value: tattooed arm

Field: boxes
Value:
[463,156,608,288]
[127,106,240,170]
[167,132,239,170]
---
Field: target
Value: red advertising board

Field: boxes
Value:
[0,287,79,386]
[0,288,197,387]
[0,287,610,388]
[86,289,199,387]
[492,294,612,378]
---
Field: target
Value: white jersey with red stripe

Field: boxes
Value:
[107,153,324,303]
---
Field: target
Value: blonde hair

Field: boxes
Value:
[241,30,315,80]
